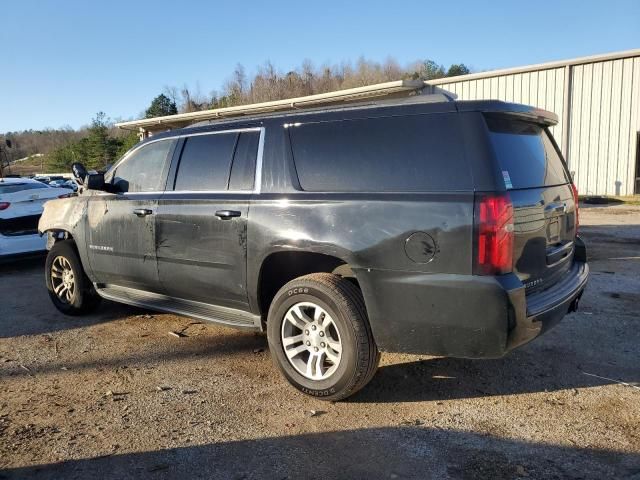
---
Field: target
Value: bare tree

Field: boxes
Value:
[162,56,471,114]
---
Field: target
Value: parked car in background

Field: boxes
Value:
[63,180,79,192]
[48,179,67,188]
[48,179,78,191]
[0,177,71,259]
[34,175,64,183]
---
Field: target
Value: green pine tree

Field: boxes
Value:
[145,94,178,118]
[447,64,471,77]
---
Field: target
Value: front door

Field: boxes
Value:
[86,138,175,292]
[156,128,261,310]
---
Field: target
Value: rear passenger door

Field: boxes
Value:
[155,128,262,310]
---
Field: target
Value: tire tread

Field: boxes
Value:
[269,272,379,401]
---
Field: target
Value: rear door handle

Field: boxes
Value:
[215,210,241,219]
[133,208,153,217]
[544,202,567,216]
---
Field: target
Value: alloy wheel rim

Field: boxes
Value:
[281,301,342,381]
[50,256,75,304]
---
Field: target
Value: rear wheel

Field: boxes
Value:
[45,240,101,315]
[267,273,380,401]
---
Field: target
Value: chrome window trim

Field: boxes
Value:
[108,126,265,195]
[254,127,265,194]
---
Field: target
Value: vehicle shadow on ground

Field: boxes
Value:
[0,329,266,380]
[0,254,46,273]
[350,350,615,403]
[2,324,630,404]
[0,256,144,338]
[0,297,141,339]
[1,427,637,479]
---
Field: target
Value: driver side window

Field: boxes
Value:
[112,140,173,193]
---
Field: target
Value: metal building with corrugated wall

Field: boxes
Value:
[428,49,640,196]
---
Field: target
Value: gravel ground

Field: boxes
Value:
[0,205,638,479]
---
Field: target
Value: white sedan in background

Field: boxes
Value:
[0,177,72,259]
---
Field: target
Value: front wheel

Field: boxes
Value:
[45,240,101,315]
[267,273,380,401]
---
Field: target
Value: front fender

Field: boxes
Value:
[38,197,87,237]
[38,196,95,280]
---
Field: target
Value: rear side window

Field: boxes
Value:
[229,131,259,191]
[485,116,570,189]
[174,133,238,191]
[0,182,48,194]
[288,114,469,192]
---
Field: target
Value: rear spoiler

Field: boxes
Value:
[455,100,558,126]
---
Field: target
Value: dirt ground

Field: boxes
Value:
[1,205,638,479]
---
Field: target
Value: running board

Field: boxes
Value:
[96,285,261,330]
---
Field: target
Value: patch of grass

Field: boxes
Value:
[4,155,47,176]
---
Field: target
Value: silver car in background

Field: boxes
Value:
[0,177,71,259]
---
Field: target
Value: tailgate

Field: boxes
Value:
[485,115,577,294]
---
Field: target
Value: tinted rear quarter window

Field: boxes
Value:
[175,133,238,191]
[485,115,570,189]
[289,114,470,192]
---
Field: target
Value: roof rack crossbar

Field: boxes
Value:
[115,80,432,134]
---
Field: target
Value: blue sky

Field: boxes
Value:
[2,0,638,132]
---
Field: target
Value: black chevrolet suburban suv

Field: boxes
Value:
[39,94,588,400]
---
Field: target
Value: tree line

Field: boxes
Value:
[1,57,470,173]
[1,117,138,173]
[165,58,469,112]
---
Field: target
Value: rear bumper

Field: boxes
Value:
[357,252,588,359]
[503,260,589,353]
[0,232,46,258]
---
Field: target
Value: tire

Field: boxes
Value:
[267,273,380,401]
[45,240,101,316]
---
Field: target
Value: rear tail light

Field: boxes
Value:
[571,183,579,235]
[474,193,514,275]
[0,202,10,211]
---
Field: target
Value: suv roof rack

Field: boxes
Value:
[115,80,448,136]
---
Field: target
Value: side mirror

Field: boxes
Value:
[86,173,105,190]
[71,162,88,186]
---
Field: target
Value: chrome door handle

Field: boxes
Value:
[133,208,153,217]
[544,202,567,215]
[215,210,241,219]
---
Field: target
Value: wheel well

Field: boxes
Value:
[258,251,357,317]
[45,229,74,245]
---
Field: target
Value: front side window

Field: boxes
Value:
[112,140,173,193]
